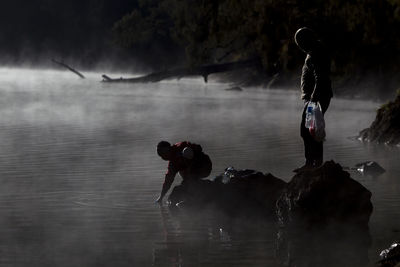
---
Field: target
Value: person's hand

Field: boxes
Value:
[155,196,163,205]
[310,92,320,103]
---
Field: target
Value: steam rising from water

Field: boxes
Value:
[0,68,398,266]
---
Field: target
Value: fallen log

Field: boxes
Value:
[51,59,85,79]
[101,59,261,83]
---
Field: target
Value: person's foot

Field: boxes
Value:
[293,163,314,173]
[313,159,323,168]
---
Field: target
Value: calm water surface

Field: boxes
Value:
[0,68,398,266]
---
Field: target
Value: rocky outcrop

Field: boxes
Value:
[355,161,385,176]
[359,92,400,145]
[168,161,373,227]
[380,242,400,267]
[276,161,373,226]
[216,168,287,216]
[168,168,286,217]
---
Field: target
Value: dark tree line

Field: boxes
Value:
[1,0,399,94]
[113,0,400,92]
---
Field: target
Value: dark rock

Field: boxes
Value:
[379,242,400,267]
[355,161,386,176]
[218,168,287,216]
[276,161,373,226]
[168,167,286,217]
[359,92,400,145]
[168,162,373,227]
[168,179,220,208]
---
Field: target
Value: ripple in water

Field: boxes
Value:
[0,68,397,266]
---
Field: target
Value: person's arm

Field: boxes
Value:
[310,59,322,102]
[300,56,313,101]
[155,164,176,204]
[310,52,330,102]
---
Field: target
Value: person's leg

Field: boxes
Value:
[186,153,212,179]
[196,153,212,179]
[295,103,314,172]
[312,140,323,167]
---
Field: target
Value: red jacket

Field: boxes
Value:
[163,141,203,188]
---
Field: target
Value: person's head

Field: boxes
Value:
[157,141,171,160]
[294,27,318,53]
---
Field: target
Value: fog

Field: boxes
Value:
[0,68,398,266]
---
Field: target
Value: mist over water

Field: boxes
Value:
[0,68,398,266]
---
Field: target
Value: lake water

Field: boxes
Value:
[0,68,398,266]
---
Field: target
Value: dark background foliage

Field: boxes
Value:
[1,0,399,95]
[0,0,138,68]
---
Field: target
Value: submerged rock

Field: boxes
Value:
[379,242,400,267]
[276,161,373,226]
[359,92,400,145]
[355,161,385,176]
[168,167,286,217]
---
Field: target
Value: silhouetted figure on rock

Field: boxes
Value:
[294,27,333,172]
[155,141,212,204]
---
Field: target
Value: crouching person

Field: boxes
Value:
[155,141,212,204]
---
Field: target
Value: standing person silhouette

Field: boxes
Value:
[293,27,333,172]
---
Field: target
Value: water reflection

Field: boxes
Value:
[153,206,280,266]
[276,223,371,267]
[0,68,397,266]
[154,206,372,267]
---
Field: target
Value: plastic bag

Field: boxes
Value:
[305,102,326,142]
